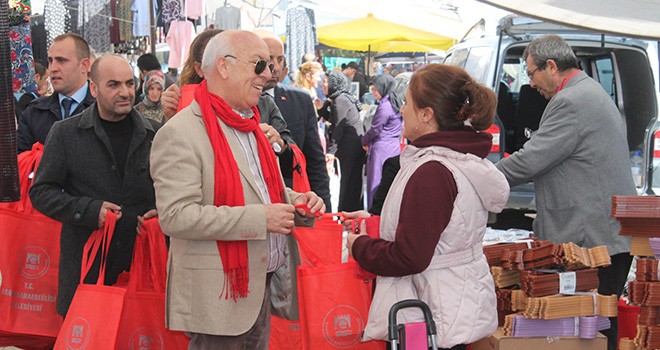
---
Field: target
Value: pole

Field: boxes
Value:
[0,1,19,201]
[149,0,156,54]
[367,44,371,80]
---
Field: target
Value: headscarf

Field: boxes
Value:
[142,70,165,106]
[327,70,359,107]
[371,74,405,113]
[371,74,395,98]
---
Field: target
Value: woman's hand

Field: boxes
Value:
[341,210,371,231]
[346,219,367,258]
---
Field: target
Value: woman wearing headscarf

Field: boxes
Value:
[135,69,165,124]
[326,70,366,212]
[362,74,403,209]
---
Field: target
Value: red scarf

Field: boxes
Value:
[195,80,285,301]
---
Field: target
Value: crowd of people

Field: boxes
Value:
[8,28,634,350]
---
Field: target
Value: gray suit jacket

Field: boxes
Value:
[496,71,635,255]
[150,100,307,335]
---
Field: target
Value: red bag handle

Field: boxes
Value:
[291,228,322,267]
[81,211,117,285]
[129,217,168,292]
[16,143,44,213]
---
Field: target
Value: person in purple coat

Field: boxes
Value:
[362,74,403,209]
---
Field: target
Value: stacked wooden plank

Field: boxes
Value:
[486,237,614,344]
[613,195,660,349]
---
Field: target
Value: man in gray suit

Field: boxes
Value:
[495,34,635,350]
[150,30,324,349]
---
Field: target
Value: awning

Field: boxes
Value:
[317,13,456,52]
[477,0,660,40]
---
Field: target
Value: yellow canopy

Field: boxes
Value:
[317,13,456,52]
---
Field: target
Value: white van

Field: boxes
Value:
[444,15,660,215]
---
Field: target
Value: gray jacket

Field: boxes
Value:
[29,104,157,316]
[496,71,635,255]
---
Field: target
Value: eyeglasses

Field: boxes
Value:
[526,62,547,79]
[224,55,274,75]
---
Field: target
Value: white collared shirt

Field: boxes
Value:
[226,108,286,273]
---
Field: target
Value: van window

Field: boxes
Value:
[463,46,493,85]
[594,58,617,102]
[502,59,528,93]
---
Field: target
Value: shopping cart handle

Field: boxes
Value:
[388,299,437,341]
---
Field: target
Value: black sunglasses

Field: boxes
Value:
[224,55,274,75]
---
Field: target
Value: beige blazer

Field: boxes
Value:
[150,101,303,335]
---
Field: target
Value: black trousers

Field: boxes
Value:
[598,252,633,350]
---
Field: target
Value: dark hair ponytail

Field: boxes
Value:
[410,64,497,131]
[458,80,497,131]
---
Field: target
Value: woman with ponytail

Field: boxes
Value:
[345,64,510,349]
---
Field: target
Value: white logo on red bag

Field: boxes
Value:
[322,305,364,348]
[19,246,49,279]
[129,327,164,350]
[65,317,90,349]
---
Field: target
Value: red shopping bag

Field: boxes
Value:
[0,143,63,348]
[269,315,302,350]
[294,215,343,266]
[54,212,125,350]
[267,218,345,349]
[294,224,384,350]
[297,260,383,350]
[116,218,189,348]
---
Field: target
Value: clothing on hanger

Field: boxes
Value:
[161,0,182,25]
[185,0,204,20]
[285,6,317,77]
[44,0,70,47]
[166,19,195,69]
[215,4,240,30]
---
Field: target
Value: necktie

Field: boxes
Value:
[61,98,73,119]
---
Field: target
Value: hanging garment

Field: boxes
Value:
[215,5,240,30]
[44,0,69,47]
[80,1,111,53]
[10,22,37,94]
[117,0,133,42]
[285,6,317,77]
[161,0,181,25]
[76,0,104,30]
[8,0,35,94]
[185,0,203,20]
[30,15,48,66]
[131,0,152,37]
[66,0,81,34]
[109,0,120,44]
[165,20,194,69]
